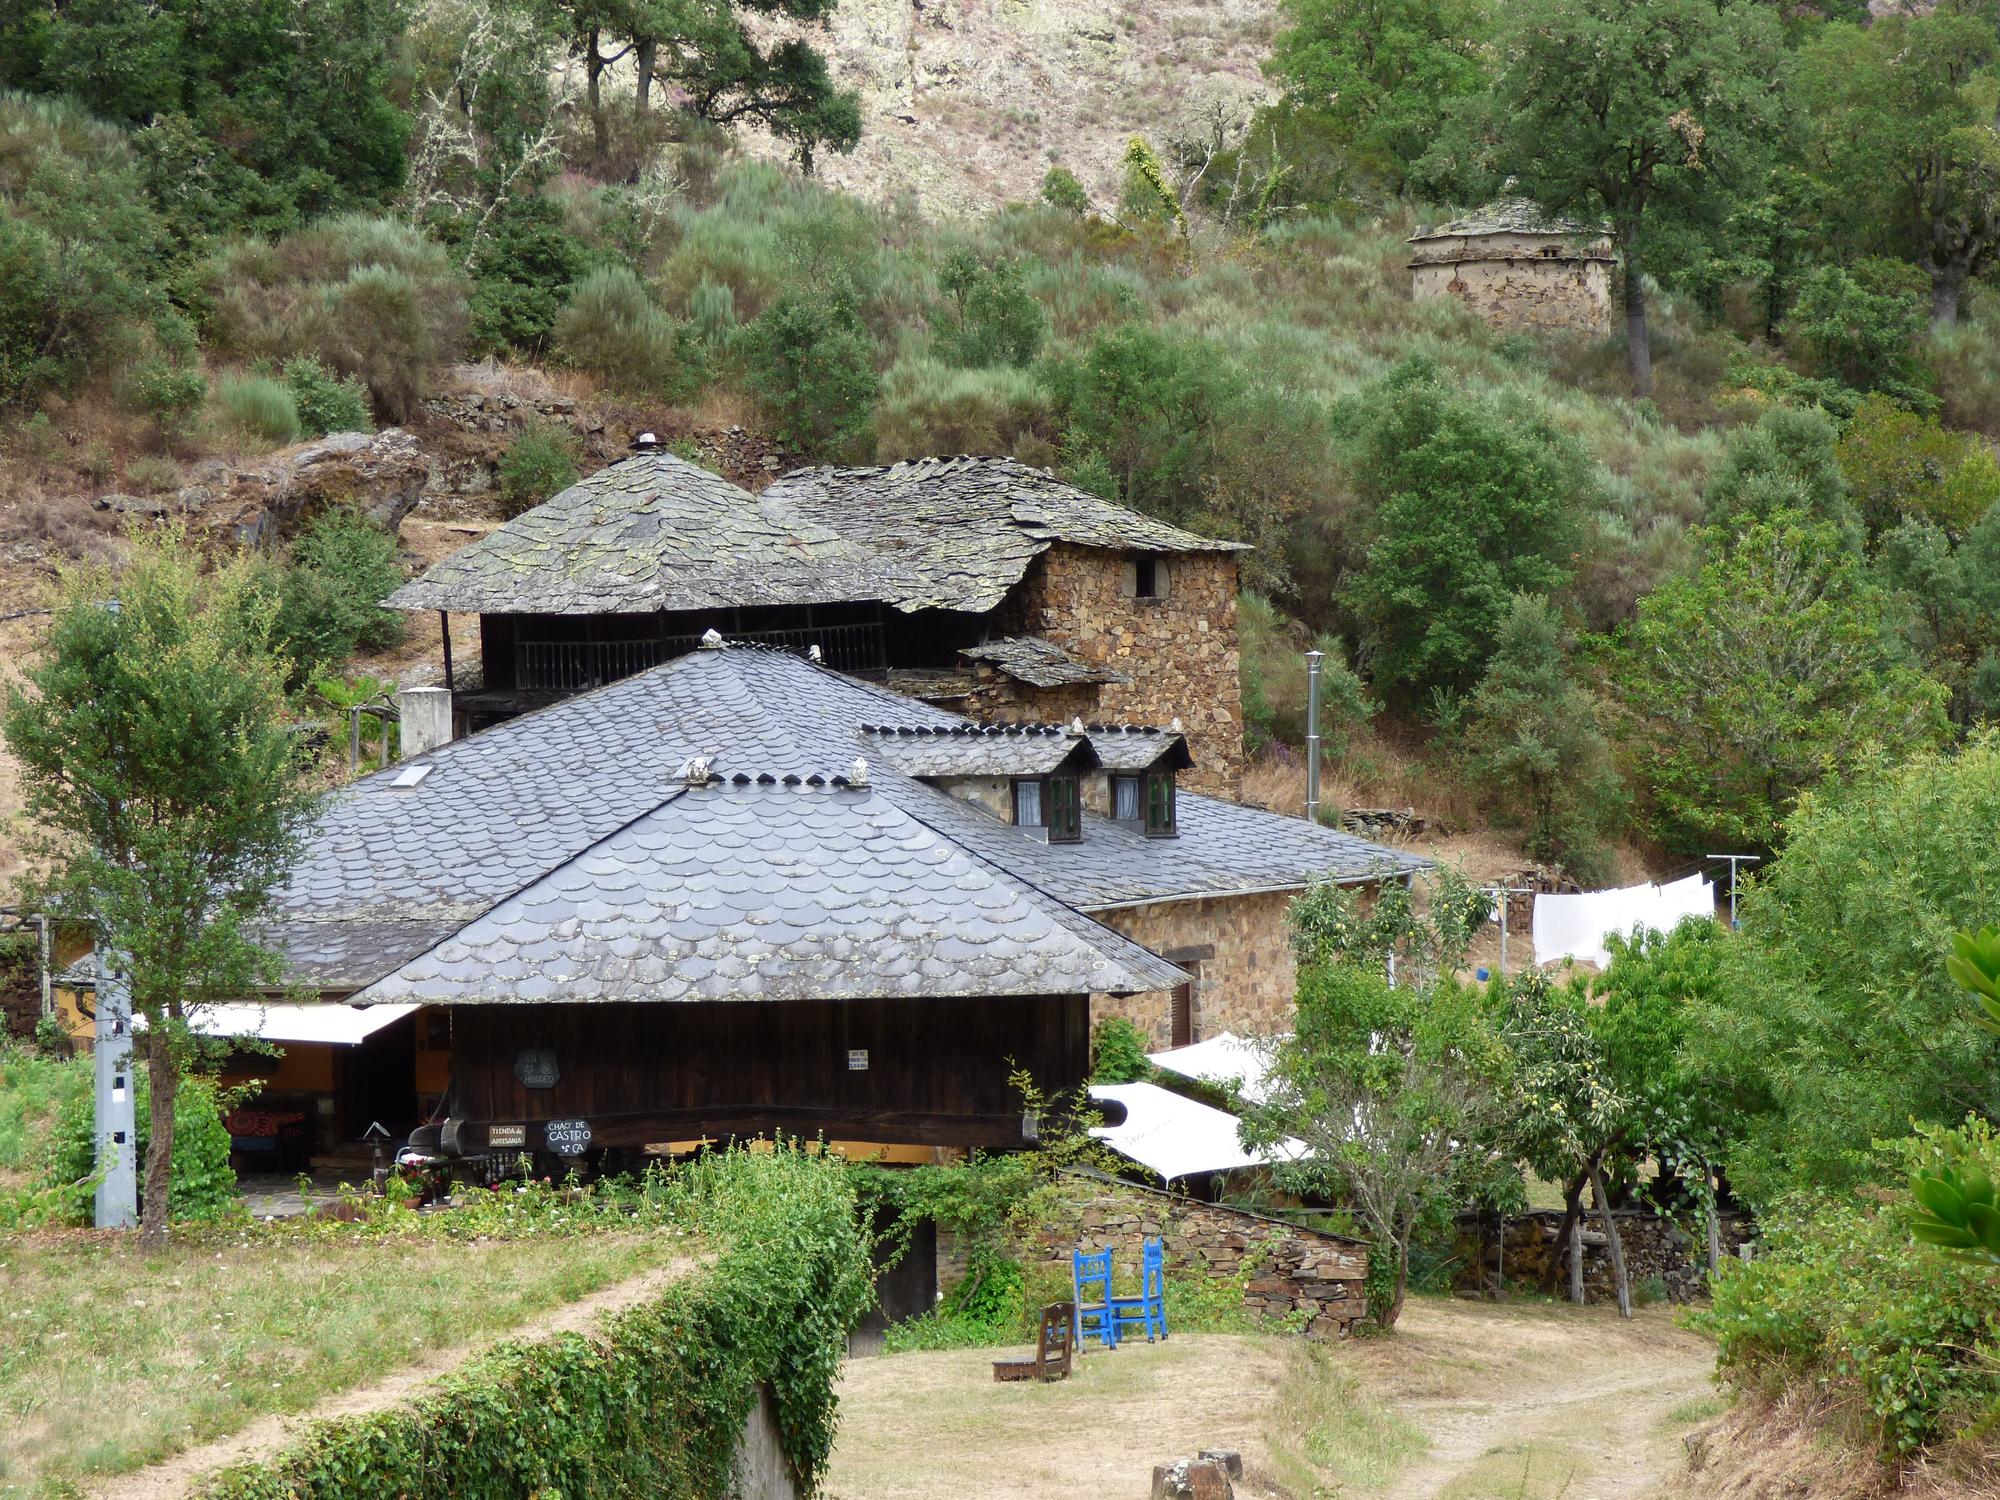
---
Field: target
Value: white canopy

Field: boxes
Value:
[186,1002,420,1046]
[1088,1082,1306,1183]
[1147,1031,1279,1104]
[1531,873,1716,968]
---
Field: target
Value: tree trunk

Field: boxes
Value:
[139,1032,177,1250]
[1383,1236,1409,1330]
[1568,1211,1584,1304]
[1931,257,1968,329]
[1705,1167,1722,1279]
[635,37,656,115]
[586,29,608,166]
[1589,1162,1632,1319]
[1623,246,1652,399]
[1544,1171,1588,1298]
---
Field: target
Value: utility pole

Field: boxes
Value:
[93,956,138,1229]
[1304,649,1324,826]
[1705,854,1762,930]
[1483,884,1531,974]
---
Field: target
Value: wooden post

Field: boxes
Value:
[1706,1167,1723,1278]
[1495,1211,1506,1300]
[1589,1163,1633,1319]
[1568,1217,1584,1305]
[439,611,455,693]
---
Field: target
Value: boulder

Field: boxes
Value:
[178,428,430,545]
[94,492,169,519]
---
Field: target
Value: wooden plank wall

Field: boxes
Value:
[450,994,1090,1149]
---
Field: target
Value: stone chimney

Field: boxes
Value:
[396,686,454,760]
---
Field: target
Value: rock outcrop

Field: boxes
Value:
[177,429,431,544]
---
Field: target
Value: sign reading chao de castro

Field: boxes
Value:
[545,1118,593,1156]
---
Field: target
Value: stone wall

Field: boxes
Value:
[1453,1209,1756,1305]
[1409,232,1615,336]
[1092,891,1296,1047]
[1006,543,1244,797]
[1018,1171,1370,1339]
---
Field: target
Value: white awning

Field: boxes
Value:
[1147,1031,1280,1104]
[188,1002,420,1046]
[1088,1082,1306,1183]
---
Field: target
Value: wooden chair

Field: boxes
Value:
[992,1301,1076,1382]
[1072,1246,1119,1350]
[1110,1235,1169,1343]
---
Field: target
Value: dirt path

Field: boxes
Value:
[828,1298,1717,1500]
[89,1258,697,1500]
[1346,1300,1717,1500]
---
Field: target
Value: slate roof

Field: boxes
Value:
[383,451,915,616]
[757,455,1249,613]
[960,636,1129,688]
[1086,725,1195,774]
[1410,197,1614,246]
[857,723,1098,778]
[251,645,1422,1006]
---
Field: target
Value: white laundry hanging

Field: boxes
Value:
[1531,876,1717,968]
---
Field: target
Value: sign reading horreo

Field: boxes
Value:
[545,1118,592,1156]
[514,1049,559,1089]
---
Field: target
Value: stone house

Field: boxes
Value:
[1408,197,1616,336]
[62,645,1423,1164]
[388,449,1249,794]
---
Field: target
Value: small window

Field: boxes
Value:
[1012,778,1044,827]
[1048,774,1081,843]
[1112,774,1142,821]
[1134,554,1162,599]
[1144,771,1177,837]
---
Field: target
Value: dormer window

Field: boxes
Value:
[1013,774,1081,842]
[1144,770,1176,837]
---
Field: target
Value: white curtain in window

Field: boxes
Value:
[1013,780,1043,826]
[1113,776,1140,820]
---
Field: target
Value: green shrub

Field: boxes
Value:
[1693,1124,2000,1458]
[1040,165,1092,216]
[268,507,406,683]
[197,1145,872,1500]
[1783,257,1934,407]
[736,289,879,459]
[552,265,688,394]
[873,358,1055,463]
[929,249,1046,368]
[38,1064,239,1226]
[498,422,581,518]
[283,355,372,437]
[215,373,302,445]
[126,356,208,444]
[209,214,469,421]
[1090,1016,1155,1083]
[1836,394,2000,538]
[463,194,588,357]
[1238,592,1376,759]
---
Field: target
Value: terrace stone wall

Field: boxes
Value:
[1016,1172,1370,1339]
[1092,891,1296,1048]
[1453,1208,1757,1304]
[1004,543,1244,797]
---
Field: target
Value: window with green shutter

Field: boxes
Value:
[1144,771,1176,837]
[1049,774,1081,843]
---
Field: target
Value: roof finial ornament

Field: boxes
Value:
[808,643,823,663]
[850,756,870,787]
[1170,716,1184,734]
[1070,716,1086,735]
[699,628,724,650]
[631,431,660,453]
[684,755,711,785]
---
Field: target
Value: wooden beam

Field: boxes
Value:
[463,1105,1030,1153]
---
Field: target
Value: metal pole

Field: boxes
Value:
[93,956,138,1229]
[1483,885,1530,975]
[1304,649,1324,826]
[35,914,50,1018]
[1704,854,1761,930]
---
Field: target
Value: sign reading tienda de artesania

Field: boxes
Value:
[545,1118,592,1156]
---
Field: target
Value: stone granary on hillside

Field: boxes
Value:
[60,644,1424,1163]
[1408,197,1616,336]
[386,449,1251,793]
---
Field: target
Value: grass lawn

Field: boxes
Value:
[0,1224,690,1498]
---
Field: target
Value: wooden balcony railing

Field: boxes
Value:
[513,621,886,693]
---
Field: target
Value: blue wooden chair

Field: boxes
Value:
[1072,1246,1119,1350]
[1110,1236,1169,1344]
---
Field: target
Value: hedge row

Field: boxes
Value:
[196,1146,875,1499]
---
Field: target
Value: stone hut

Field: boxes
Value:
[1408,197,1616,336]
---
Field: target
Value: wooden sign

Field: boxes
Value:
[489,1124,527,1149]
[847,1048,869,1071]
[545,1118,592,1156]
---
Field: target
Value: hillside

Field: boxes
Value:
[743,0,1281,214]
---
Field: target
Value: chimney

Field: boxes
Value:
[396,686,453,760]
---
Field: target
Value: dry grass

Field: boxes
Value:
[0,1228,691,1498]
[1677,1391,2000,1500]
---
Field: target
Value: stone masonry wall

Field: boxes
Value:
[1017,1172,1370,1339]
[1409,241,1614,337]
[1092,892,1297,1048]
[1007,544,1244,797]
[1453,1209,1756,1305]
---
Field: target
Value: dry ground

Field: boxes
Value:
[827,1297,1719,1500]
